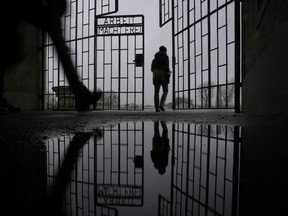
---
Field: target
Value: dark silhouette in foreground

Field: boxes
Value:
[0,0,102,115]
[151,121,170,175]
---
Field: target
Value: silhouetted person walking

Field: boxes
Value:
[0,0,102,115]
[151,46,171,112]
[151,121,170,175]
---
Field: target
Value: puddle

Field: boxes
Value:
[43,122,240,216]
[1,121,288,215]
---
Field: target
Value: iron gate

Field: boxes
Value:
[95,15,145,110]
[160,0,241,111]
[95,122,144,206]
[42,0,145,111]
[45,132,119,216]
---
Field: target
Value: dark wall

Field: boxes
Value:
[239,127,288,215]
[4,21,41,111]
[242,0,288,114]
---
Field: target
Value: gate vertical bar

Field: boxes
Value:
[235,0,241,112]
[118,35,121,110]
[208,0,212,109]
[205,125,211,215]
[170,123,175,215]
[142,16,145,110]
[187,0,191,109]
[159,0,162,27]
[41,32,45,110]
[172,0,176,110]
[93,16,98,110]
[233,126,240,216]
[185,124,191,214]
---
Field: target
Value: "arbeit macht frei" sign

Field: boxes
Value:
[96,184,142,206]
[96,16,143,36]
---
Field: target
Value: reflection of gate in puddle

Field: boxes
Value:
[159,124,240,216]
[95,122,144,206]
[45,122,144,215]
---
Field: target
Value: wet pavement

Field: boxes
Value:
[0,110,288,216]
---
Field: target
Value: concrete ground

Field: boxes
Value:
[0,109,287,148]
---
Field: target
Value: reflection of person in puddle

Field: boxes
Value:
[151,121,170,175]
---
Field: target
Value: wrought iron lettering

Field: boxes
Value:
[97,16,143,35]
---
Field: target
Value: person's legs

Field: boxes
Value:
[159,83,168,111]
[154,121,160,139]
[46,21,102,111]
[154,83,161,112]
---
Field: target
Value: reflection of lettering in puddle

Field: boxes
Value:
[44,122,240,216]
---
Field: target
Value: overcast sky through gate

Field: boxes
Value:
[116,0,173,106]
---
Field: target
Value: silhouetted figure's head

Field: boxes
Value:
[159,46,167,53]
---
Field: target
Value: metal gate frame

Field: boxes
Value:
[42,0,123,111]
[95,15,145,110]
[42,0,145,111]
[160,0,242,112]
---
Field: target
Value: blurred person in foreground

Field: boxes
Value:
[0,0,102,115]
